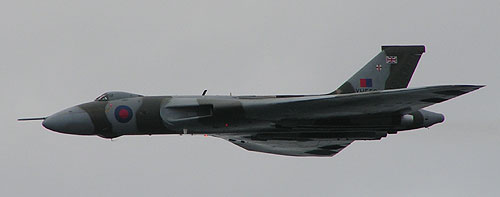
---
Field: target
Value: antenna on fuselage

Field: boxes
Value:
[202,89,207,96]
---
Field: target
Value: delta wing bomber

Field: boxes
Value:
[19,45,484,157]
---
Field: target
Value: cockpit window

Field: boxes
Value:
[95,94,108,101]
[94,91,143,102]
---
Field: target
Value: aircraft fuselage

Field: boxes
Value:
[42,93,444,139]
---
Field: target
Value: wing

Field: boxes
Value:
[336,84,482,112]
[324,85,484,116]
[212,133,354,157]
[211,85,483,157]
[249,85,484,119]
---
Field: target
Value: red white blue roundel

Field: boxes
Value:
[115,105,133,123]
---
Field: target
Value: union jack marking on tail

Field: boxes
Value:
[386,56,397,64]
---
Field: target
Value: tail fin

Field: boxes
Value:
[332,45,425,94]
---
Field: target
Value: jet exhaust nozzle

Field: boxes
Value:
[401,114,414,126]
[400,110,445,130]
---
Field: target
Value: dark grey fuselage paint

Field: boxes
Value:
[78,102,115,138]
[136,96,174,134]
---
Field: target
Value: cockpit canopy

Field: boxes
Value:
[95,91,143,101]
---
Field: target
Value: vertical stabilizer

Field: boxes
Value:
[332,45,425,94]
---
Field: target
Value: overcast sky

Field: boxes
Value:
[1,1,499,196]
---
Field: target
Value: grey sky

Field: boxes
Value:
[1,0,499,196]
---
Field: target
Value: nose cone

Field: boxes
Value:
[42,106,95,135]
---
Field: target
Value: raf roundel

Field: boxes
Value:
[114,105,133,123]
